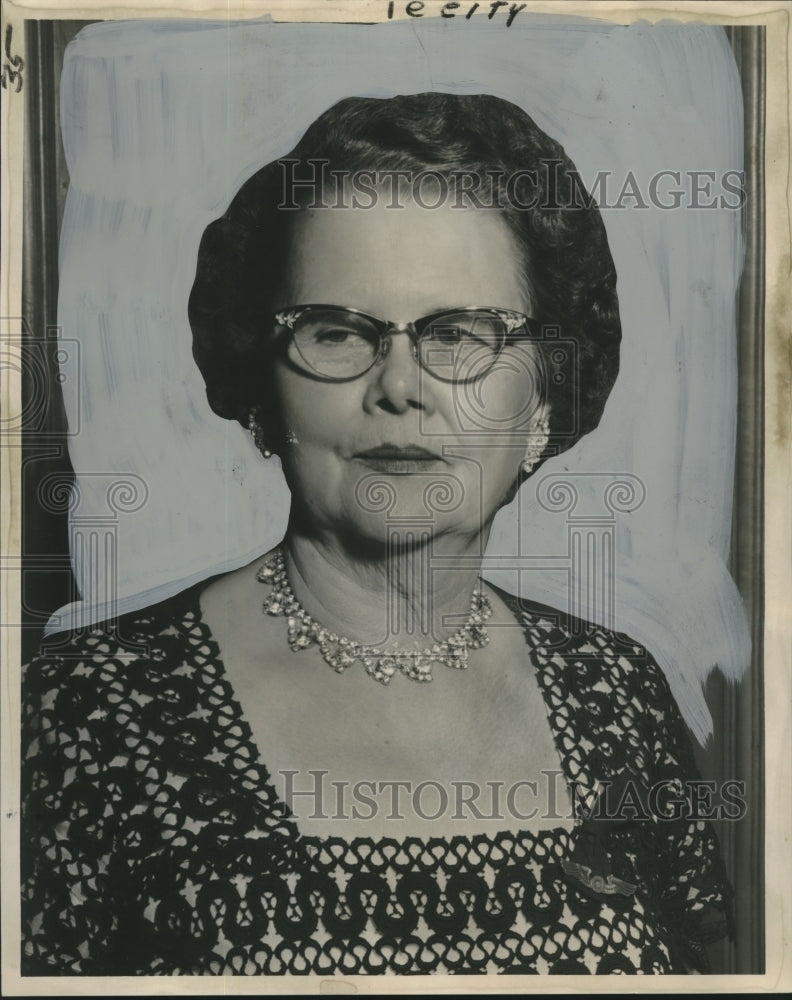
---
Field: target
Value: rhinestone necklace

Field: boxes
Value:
[256,548,492,685]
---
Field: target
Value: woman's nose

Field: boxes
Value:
[362,330,436,416]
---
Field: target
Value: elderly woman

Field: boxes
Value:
[21,93,733,976]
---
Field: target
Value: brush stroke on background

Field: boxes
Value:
[48,15,749,743]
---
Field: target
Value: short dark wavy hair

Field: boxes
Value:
[188,93,621,462]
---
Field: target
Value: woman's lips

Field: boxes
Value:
[353,444,446,474]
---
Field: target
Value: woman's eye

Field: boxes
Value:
[315,328,353,344]
[312,327,374,347]
[428,326,466,345]
[424,314,503,353]
[433,330,464,345]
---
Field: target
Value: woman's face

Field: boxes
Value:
[271,196,547,548]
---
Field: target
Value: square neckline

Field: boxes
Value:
[185,580,590,854]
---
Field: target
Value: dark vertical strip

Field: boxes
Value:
[22,20,71,663]
[730,24,766,977]
[21,22,93,660]
[697,25,765,975]
[22,22,57,331]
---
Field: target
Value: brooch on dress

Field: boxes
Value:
[560,776,639,900]
[561,859,637,897]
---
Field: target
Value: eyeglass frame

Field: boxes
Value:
[270,304,543,384]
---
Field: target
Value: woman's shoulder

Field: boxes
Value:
[491,584,698,775]
[492,584,669,692]
[29,583,206,655]
[22,582,213,714]
[21,578,243,819]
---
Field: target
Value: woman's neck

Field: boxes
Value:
[282,527,489,650]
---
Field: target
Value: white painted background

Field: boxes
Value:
[51,15,749,741]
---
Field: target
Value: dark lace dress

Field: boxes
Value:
[20,583,734,975]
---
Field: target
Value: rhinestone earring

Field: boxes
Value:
[247,410,273,458]
[521,416,550,475]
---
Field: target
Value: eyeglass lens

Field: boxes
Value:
[287,308,507,381]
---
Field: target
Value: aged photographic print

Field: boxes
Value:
[1,0,789,991]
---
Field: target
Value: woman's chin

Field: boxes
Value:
[339,512,434,552]
[288,468,492,550]
[346,468,474,526]
[331,511,485,559]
